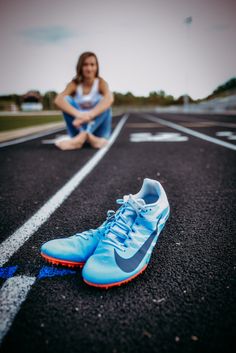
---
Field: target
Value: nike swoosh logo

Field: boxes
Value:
[114,216,162,273]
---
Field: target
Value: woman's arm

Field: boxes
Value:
[54,81,81,119]
[89,78,114,119]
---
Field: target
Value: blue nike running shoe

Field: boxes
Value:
[82,178,170,287]
[40,209,116,267]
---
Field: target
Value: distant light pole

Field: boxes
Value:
[183,16,192,111]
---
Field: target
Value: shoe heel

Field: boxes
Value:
[161,207,170,223]
[157,207,170,233]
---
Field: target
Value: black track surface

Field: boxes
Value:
[0,112,236,353]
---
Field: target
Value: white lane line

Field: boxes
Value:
[0,275,36,345]
[0,114,129,267]
[0,127,65,148]
[143,114,236,151]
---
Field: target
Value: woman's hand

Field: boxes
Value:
[73,111,94,127]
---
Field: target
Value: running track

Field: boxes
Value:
[0,111,235,353]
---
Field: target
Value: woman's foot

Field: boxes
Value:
[55,131,88,150]
[87,134,109,149]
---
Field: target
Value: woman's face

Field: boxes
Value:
[82,56,97,79]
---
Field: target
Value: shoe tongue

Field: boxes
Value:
[123,194,146,206]
[135,198,146,206]
[109,196,145,239]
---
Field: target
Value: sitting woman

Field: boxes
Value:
[54,51,114,150]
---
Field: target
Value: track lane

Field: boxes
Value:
[1,112,235,353]
[0,117,123,241]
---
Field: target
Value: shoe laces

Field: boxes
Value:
[102,195,146,251]
[74,209,116,240]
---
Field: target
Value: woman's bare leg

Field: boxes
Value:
[55,131,88,150]
[87,133,109,149]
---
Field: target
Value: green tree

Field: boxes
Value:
[43,91,58,110]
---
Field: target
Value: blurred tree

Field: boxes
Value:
[43,91,58,110]
[213,77,236,95]
[175,95,193,105]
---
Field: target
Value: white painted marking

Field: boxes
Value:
[0,114,128,266]
[228,135,236,140]
[143,114,236,151]
[215,131,233,137]
[215,131,236,140]
[131,132,151,137]
[0,127,65,148]
[0,276,36,345]
[130,132,188,142]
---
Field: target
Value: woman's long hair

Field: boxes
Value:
[72,51,100,85]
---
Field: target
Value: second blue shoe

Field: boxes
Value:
[82,178,170,287]
[40,209,116,267]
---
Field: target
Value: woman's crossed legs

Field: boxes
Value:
[56,96,112,150]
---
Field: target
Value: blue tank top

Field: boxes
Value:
[75,78,103,110]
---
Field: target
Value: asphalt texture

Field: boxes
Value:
[0,112,236,353]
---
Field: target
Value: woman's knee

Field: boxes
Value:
[64,95,79,109]
[64,95,72,103]
[95,107,112,120]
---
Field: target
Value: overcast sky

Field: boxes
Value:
[0,0,236,99]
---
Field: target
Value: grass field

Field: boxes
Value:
[0,115,63,132]
[0,105,161,133]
